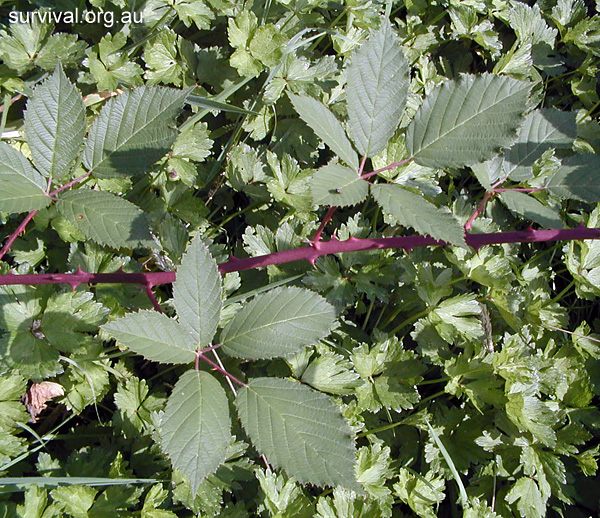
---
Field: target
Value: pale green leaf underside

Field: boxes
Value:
[24,64,85,179]
[57,190,155,249]
[102,310,196,364]
[235,377,359,489]
[311,163,368,207]
[159,370,231,494]
[407,74,531,168]
[548,154,600,202]
[346,20,409,157]
[504,109,576,181]
[173,235,222,347]
[221,287,336,360]
[499,191,563,229]
[0,142,50,214]
[83,86,190,178]
[371,184,467,248]
[288,93,358,170]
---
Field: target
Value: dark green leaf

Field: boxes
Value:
[346,20,409,157]
[235,377,359,490]
[371,184,467,247]
[0,142,50,214]
[82,86,190,177]
[310,164,369,207]
[102,310,196,364]
[499,191,563,229]
[159,370,231,494]
[548,154,600,202]
[221,287,336,360]
[173,236,222,347]
[57,190,155,249]
[407,74,531,168]
[24,64,85,179]
[288,93,358,169]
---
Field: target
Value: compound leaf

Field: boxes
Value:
[499,191,563,229]
[0,142,50,214]
[24,63,85,180]
[346,20,409,158]
[173,235,222,347]
[288,93,358,170]
[407,74,531,168]
[504,109,577,181]
[83,86,190,177]
[221,287,336,360]
[311,163,368,207]
[235,377,359,490]
[371,184,467,248]
[57,189,155,249]
[102,310,196,364]
[159,370,231,494]
[548,154,600,202]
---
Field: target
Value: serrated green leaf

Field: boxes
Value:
[173,236,222,347]
[0,142,50,214]
[235,377,359,490]
[310,164,368,207]
[499,191,563,229]
[159,370,231,495]
[24,64,85,180]
[0,332,61,381]
[301,351,360,396]
[220,287,336,360]
[0,374,28,431]
[102,310,196,364]
[407,74,531,168]
[548,154,600,202]
[82,86,190,178]
[288,93,358,169]
[57,189,155,249]
[505,478,546,518]
[504,109,576,181]
[371,184,467,247]
[346,20,409,157]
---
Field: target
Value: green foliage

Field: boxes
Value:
[372,184,467,247]
[1,2,600,516]
[346,20,409,159]
[407,74,531,168]
[172,235,222,347]
[157,370,231,495]
[311,164,369,207]
[0,142,50,214]
[235,377,359,490]
[82,86,190,178]
[288,94,359,170]
[57,190,155,249]
[103,310,196,365]
[24,64,85,180]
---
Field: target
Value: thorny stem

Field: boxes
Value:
[2,228,600,287]
[212,349,237,396]
[0,211,38,262]
[361,157,413,180]
[197,352,246,387]
[465,192,493,231]
[0,172,92,262]
[465,186,550,229]
[312,206,338,244]
[144,284,163,313]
